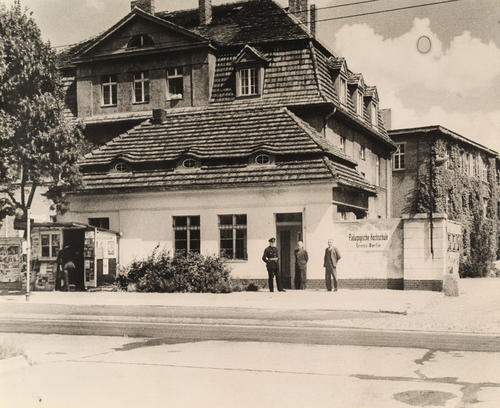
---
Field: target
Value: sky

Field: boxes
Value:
[4,0,500,152]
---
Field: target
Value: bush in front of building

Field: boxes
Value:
[120,247,232,293]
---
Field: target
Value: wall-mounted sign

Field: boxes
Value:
[346,231,391,251]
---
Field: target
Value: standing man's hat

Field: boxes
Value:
[268,237,276,243]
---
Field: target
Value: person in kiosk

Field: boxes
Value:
[56,244,75,291]
[262,237,285,292]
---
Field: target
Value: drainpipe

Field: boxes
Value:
[323,107,337,137]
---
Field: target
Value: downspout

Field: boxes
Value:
[323,107,336,137]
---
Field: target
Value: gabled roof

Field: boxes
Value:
[326,56,347,72]
[364,86,379,101]
[72,7,211,60]
[348,73,364,88]
[78,106,375,193]
[233,44,269,65]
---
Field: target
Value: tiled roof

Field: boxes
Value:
[79,106,375,193]
[156,0,310,46]
[347,73,363,87]
[326,56,346,71]
[82,106,351,165]
[210,42,324,105]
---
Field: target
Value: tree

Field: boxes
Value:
[0,1,86,223]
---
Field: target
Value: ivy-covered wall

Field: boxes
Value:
[404,135,498,277]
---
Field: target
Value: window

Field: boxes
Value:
[40,232,60,258]
[375,155,380,186]
[481,158,488,181]
[255,154,271,165]
[114,162,129,172]
[173,216,200,254]
[356,90,363,116]
[127,34,154,49]
[370,103,378,127]
[339,136,346,152]
[88,218,110,230]
[483,198,489,217]
[133,71,149,104]
[339,77,347,104]
[101,75,117,106]
[219,214,247,260]
[359,145,366,161]
[445,145,452,169]
[238,67,259,96]
[393,143,405,170]
[182,158,196,169]
[167,67,183,100]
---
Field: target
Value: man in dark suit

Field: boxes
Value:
[294,240,308,289]
[324,239,341,292]
[262,237,284,292]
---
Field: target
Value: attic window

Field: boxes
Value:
[127,34,154,49]
[114,162,130,172]
[182,158,197,169]
[370,102,378,127]
[167,67,184,100]
[237,67,260,97]
[339,77,347,105]
[356,90,363,116]
[255,154,271,165]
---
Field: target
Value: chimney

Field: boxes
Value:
[199,0,212,25]
[309,4,317,37]
[152,109,166,124]
[131,0,155,14]
[381,108,392,130]
[289,0,308,27]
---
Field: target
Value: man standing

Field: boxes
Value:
[262,237,284,292]
[56,244,75,292]
[294,241,308,289]
[324,239,341,292]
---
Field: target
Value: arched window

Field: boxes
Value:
[182,158,197,169]
[127,34,154,49]
[114,162,129,172]
[255,154,271,165]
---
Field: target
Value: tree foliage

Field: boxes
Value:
[0,1,86,220]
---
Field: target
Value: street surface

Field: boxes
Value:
[1,333,500,408]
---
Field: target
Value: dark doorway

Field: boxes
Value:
[62,229,85,291]
[276,213,303,289]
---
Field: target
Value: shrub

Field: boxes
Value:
[123,247,232,293]
[114,274,128,291]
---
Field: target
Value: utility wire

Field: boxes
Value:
[52,0,461,51]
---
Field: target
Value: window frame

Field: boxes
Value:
[356,90,364,116]
[339,136,346,152]
[132,71,150,104]
[166,67,184,100]
[375,155,380,186]
[236,66,260,97]
[218,214,248,260]
[88,217,110,230]
[370,102,378,127]
[359,145,366,161]
[393,142,406,170]
[173,216,201,255]
[40,231,61,260]
[101,75,117,107]
[339,76,347,105]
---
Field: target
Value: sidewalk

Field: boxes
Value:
[1,278,499,334]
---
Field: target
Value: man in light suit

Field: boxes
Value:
[324,239,341,292]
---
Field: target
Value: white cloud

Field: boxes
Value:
[85,0,105,11]
[333,18,500,152]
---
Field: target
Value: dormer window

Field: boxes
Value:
[182,158,197,169]
[339,77,347,105]
[114,162,130,172]
[233,45,267,98]
[127,34,154,49]
[370,102,378,127]
[238,67,259,96]
[356,90,363,116]
[167,67,184,100]
[255,154,271,165]
[133,71,149,104]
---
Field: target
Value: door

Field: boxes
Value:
[276,213,303,289]
[62,229,85,291]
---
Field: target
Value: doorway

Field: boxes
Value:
[62,229,85,291]
[276,213,303,289]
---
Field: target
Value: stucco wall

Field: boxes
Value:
[59,183,337,280]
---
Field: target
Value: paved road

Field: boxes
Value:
[1,303,499,352]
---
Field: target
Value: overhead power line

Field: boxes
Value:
[52,0,461,50]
